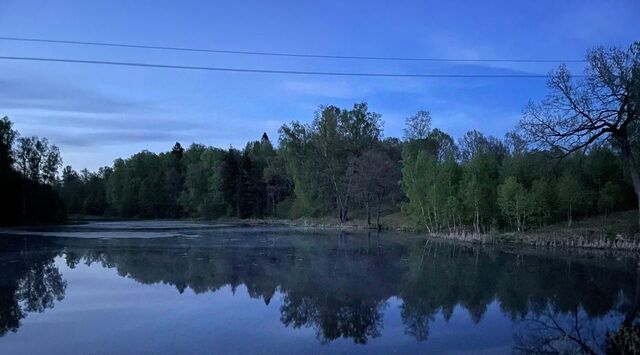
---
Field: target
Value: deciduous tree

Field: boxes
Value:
[521,43,640,226]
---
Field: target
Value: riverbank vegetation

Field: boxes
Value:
[1,43,638,236]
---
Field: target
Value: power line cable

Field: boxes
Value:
[0,55,562,78]
[0,36,586,63]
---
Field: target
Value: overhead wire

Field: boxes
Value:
[0,36,586,63]
[0,55,573,78]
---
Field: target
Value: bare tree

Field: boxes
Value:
[349,151,401,230]
[404,110,432,141]
[521,43,640,226]
[514,305,602,355]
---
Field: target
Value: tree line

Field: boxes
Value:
[0,117,65,225]
[1,43,638,230]
[59,132,292,220]
[33,101,637,233]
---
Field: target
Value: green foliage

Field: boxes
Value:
[520,42,640,227]
[4,99,634,230]
[460,149,500,232]
[529,179,556,227]
[497,177,532,231]
[279,103,385,221]
[178,144,225,218]
[60,166,111,216]
[401,118,636,233]
[401,129,461,233]
[61,132,288,220]
[556,171,587,227]
[598,181,624,216]
[105,151,170,218]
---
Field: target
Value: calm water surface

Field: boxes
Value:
[0,221,637,354]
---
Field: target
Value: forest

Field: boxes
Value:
[0,44,638,232]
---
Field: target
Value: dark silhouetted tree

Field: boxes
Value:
[521,42,640,226]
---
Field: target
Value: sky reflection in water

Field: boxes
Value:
[0,222,637,354]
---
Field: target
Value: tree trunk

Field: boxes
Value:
[271,195,276,216]
[344,203,348,222]
[618,133,640,228]
[366,200,371,226]
[376,197,381,231]
[475,200,480,234]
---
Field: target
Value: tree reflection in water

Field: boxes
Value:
[0,237,66,336]
[0,230,637,351]
[514,259,640,354]
[514,305,606,354]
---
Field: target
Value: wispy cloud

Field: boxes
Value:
[0,76,150,114]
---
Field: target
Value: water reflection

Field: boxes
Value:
[0,226,638,353]
[0,237,66,336]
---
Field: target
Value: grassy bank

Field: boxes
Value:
[286,210,640,251]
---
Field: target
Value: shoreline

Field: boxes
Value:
[8,211,640,252]
[282,213,640,252]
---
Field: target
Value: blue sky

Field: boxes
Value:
[0,0,638,171]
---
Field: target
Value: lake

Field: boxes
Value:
[0,221,637,354]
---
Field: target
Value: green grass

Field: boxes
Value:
[530,210,639,239]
